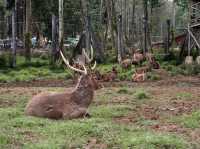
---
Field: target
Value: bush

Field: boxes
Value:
[0,52,9,67]
[182,64,200,75]
[40,53,49,60]
[147,73,161,81]
[0,75,10,83]
[134,89,149,100]
[117,87,133,95]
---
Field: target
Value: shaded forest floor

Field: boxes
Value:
[0,74,200,148]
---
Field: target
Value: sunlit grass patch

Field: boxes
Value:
[176,92,193,100]
[117,87,134,95]
[172,111,200,129]
[134,89,150,100]
[121,131,188,149]
[90,104,132,119]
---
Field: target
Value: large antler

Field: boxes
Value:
[83,44,94,63]
[82,44,97,70]
[60,50,87,75]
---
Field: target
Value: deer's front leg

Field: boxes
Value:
[70,108,89,119]
[63,107,89,120]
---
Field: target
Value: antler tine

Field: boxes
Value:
[91,61,97,70]
[60,50,87,75]
[83,44,94,63]
[90,45,94,62]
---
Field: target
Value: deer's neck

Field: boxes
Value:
[72,77,94,108]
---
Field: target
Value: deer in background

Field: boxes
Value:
[25,47,99,120]
[132,66,150,82]
[132,50,145,65]
[145,53,160,69]
[121,59,132,69]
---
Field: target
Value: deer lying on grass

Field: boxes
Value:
[121,59,132,69]
[132,50,145,65]
[132,66,150,82]
[102,67,118,82]
[145,53,160,69]
[25,48,98,120]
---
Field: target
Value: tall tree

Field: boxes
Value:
[25,0,32,62]
[59,0,64,51]
[11,0,16,67]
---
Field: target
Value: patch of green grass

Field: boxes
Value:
[117,87,134,95]
[161,61,200,76]
[173,111,200,129]
[136,118,159,127]
[147,73,161,81]
[0,55,72,83]
[90,105,131,118]
[176,92,193,100]
[0,66,71,83]
[122,131,188,149]
[134,89,150,100]
[97,64,135,81]
[0,88,191,149]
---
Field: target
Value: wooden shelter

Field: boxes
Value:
[188,0,200,55]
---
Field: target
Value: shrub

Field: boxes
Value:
[40,53,49,60]
[147,73,161,81]
[0,52,9,67]
[134,89,149,100]
[117,87,133,94]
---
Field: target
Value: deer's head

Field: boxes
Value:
[60,46,100,90]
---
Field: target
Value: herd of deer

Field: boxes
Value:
[25,47,160,120]
[132,53,160,82]
[121,50,160,82]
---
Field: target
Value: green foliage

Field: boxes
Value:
[97,64,135,81]
[173,111,200,129]
[0,56,71,83]
[90,105,131,119]
[176,92,193,100]
[134,89,150,100]
[147,73,161,81]
[161,61,200,76]
[175,0,188,10]
[0,52,9,67]
[117,87,133,95]
[24,33,32,62]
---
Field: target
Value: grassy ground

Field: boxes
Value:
[0,55,200,148]
[0,56,136,83]
[1,54,200,83]
[0,77,200,149]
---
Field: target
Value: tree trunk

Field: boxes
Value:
[117,15,123,63]
[51,15,59,64]
[59,0,64,51]
[131,0,136,43]
[11,6,16,67]
[81,0,91,53]
[25,0,32,62]
[143,0,148,53]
